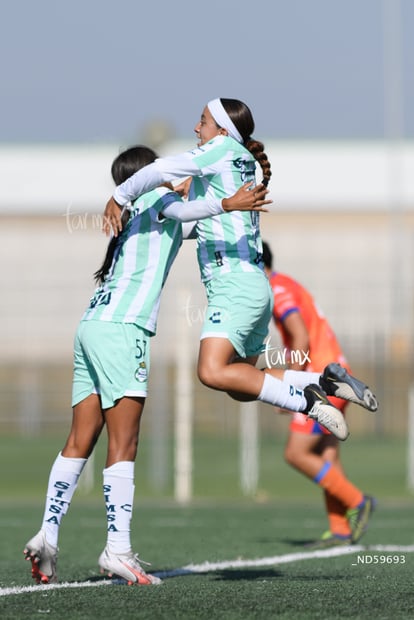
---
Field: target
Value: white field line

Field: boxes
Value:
[2,544,413,597]
[0,579,112,597]
[156,544,414,578]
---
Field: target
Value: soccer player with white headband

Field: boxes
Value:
[104,97,378,443]
[207,97,244,144]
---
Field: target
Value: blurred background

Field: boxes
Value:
[0,0,413,501]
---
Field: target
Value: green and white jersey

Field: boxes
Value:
[113,135,264,284]
[188,136,263,282]
[82,187,182,335]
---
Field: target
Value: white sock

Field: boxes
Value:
[103,461,135,554]
[258,373,307,411]
[41,452,87,548]
[283,369,320,390]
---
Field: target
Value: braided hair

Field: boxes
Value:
[220,98,272,187]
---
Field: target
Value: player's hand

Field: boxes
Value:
[103,196,123,237]
[222,182,272,213]
[173,177,192,198]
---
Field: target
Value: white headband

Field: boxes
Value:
[207,98,243,143]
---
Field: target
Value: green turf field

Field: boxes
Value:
[0,434,410,501]
[1,502,413,619]
[1,435,413,619]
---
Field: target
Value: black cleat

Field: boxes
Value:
[320,363,378,412]
[347,495,377,543]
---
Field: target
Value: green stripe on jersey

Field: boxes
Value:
[189,135,263,282]
[82,187,182,334]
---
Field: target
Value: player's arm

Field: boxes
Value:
[103,153,202,236]
[103,145,272,235]
[160,182,270,222]
[281,311,310,370]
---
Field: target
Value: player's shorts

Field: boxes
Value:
[72,320,151,409]
[290,394,348,435]
[200,271,273,358]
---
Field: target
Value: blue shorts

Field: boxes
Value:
[72,320,151,409]
[200,271,273,358]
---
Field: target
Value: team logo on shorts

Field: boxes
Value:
[135,362,147,382]
[208,311,221,324]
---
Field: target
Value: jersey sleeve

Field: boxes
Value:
[160,196,224,222]
[113,152,203,206]
[149,189,224,223]
[272,283,299,322]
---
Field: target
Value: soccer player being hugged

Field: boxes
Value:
[23,145,270,586]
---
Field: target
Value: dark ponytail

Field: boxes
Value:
[94,146,158,284]
[221,98,272,187]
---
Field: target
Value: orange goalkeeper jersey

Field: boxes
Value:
[269,271,349,373]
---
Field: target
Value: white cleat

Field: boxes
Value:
[304,384,349,441]
[99,546,162,586]
[24,530,58,584]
